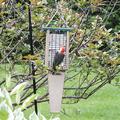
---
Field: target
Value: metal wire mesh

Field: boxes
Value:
[48,31,67,69]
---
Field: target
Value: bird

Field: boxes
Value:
[52,47,65,74]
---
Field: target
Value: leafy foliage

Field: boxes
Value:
[0,87,60,120]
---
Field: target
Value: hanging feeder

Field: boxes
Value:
[43,27,72,112]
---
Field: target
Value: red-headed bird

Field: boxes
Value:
[52,47,65,73]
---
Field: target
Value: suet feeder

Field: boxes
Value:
[43,27,72,112]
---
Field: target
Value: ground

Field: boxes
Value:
[24,84,120,120]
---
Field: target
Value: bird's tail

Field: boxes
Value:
[52,65,56,74]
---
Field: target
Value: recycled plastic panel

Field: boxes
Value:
[48,72,65,112]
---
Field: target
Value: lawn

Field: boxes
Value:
[1,64,120,120]
[24,84,120,120]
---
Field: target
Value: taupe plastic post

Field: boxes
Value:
[48,72,65,112]
[66,31,69,69]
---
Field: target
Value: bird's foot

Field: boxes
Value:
[55,72,62,75]
[51,71,62,75]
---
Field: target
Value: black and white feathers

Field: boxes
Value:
[52,51,65,71]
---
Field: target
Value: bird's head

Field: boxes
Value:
[59,47,65,54]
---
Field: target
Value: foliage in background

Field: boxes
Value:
[0,0,120,114]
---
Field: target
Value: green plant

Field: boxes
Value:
[0,85,60,120]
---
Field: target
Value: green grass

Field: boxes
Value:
[0,63,29,80]
[24,84,120,120]
[1,64,120,120]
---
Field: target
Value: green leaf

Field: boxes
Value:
[0,109,8,120]
[3,88,13,110]
[42,0,48,5]
[0,102,14,120]
[29,111,39,120]
[21,94,37,110]
[10,82,28,95]
[40,114,47,120]
[6,73,11,88]
[0,89,4,99]
[13,108,26,120]
[16,91,21,105]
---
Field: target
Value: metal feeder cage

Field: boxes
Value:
[43,27,72,113]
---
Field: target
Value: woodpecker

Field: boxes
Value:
[52,47,65,73]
